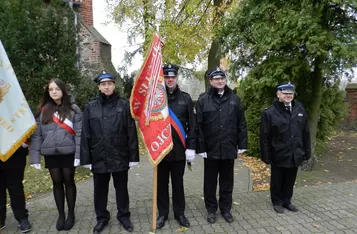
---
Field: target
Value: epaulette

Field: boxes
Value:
[88,98,98,107]
[264,105,274,111]
[198,92,206,98]
[180,90,192,98]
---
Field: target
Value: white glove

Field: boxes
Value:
[129,162,139,167]
[185,149,195,162]
[30,164,41,170]
[83,164,92,170]
[74,159,80,167]
[197,152,207,158]
[238,149,247,154]
[22,143,29,148]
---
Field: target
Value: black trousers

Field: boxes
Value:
[93,170,130,223]
[0,147,28,222]
[157,160,186,218]
[204,159,234,214]
[270,164,298,206]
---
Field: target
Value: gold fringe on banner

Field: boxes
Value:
[138,128,173,167]
[0,123,37,162]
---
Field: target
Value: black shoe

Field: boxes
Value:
[221,212,234,223]
[120,219,133,232]
[63,214,75,230]
[175,215,190,227]
[283,203,299,212]
[273,205,284,214]
[207,213,216,224]
[18,219,31,233]
[56,215,65,231]
[156,216,167,229]
[93,221,108,233]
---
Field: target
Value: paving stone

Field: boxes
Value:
[3,159,357,233]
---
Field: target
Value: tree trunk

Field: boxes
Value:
[206,39,221,90]
[205,0,224,91]
[142,0,154,53]
[301,56,323,171]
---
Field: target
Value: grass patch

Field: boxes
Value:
[23,157,92,200]
[21,127,146,201]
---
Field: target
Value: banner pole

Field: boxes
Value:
[152,166,158,231]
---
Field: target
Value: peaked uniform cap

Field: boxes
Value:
[95,71,115,83]
[276,81,295,94]
[163,64,179,77]
[208,67,226,79]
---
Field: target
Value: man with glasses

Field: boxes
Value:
[195,67,248,224]
[156,64,196,229]
[260,81,311,214]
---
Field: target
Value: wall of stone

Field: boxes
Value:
[77,22,117,79]
[78,22,99,78]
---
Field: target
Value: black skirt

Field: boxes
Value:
[44,154,75,169]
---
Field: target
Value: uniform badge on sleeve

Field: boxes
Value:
[298,113,303,117]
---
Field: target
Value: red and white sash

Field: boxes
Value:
[52,112,75,136]
[21,111,74,149]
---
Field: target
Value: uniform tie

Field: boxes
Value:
[285,105,292,113]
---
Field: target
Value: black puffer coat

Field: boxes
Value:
[80,92,139,173]
[195,86,248,160]
[163,87,196,161]
[260,99,311,168]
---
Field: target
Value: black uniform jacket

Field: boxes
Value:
[260,99,311,168]
[164,86,196,161]
[80,92,139,173]
[195,86,248,160]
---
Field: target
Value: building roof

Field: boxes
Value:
[346,83,357,90]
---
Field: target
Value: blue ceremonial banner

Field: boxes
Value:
[0,41,36,162]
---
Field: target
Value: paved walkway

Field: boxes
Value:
[2,157,357,233]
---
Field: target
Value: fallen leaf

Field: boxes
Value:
[312,223,319,228]
[233,202,240,205]
[323,170,329,172]
[176,227,189,232]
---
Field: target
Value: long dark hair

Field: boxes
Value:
[36,78,73,124]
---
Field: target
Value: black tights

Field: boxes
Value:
[49,168,76,218]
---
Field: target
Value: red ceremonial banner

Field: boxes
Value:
[130,34,173,166]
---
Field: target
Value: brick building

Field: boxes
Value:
[345,83,357,124]
[66,0,116,79]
